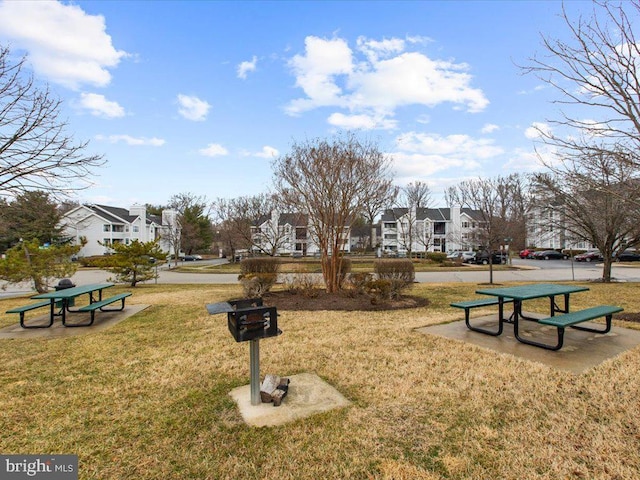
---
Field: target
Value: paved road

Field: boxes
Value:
[1,259,638,299]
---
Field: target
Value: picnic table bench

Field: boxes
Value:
[450,297,514,336]
[535,305,623,350]
[74,292,132,327]
[6,300,57,329]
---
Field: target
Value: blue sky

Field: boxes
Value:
[0,0,593,208]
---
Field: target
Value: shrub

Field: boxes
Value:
[374,259,415,283]
[347,272,372,295]
[373,259,415,300]
[238,257,280,297]
[283,273,322,297]
[240,257,280,275]
[238,273,278,298]
[365,279,393,304]
[426,252,447,263]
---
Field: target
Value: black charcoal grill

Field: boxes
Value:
[206,298,282,405]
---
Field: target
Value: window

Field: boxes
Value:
[112,225,124,233]
[133,226,139,233]
[433,222,446,235]
[103,238,112,245]
[103,225,111,232]
[461,221,469,228]
[384,234,397,240]
[383,222,396,229]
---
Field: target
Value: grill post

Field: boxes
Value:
[205,299,282,406]
[249,339,260,406]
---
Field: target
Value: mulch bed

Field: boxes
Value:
[263,290,430,312]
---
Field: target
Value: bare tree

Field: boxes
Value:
[394,182,433,256]
[523,1,640,163]
[404,181,431,208]
[532,150,640,282]
[360,183,398,250]
[446,175,528,283]
[0,46,104,199]
[212,194,285,258]
[166,192,212,258]
[161,209,181,268]
[273,132,395,293]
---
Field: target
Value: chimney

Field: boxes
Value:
[129,204,147,242]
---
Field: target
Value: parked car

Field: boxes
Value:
[460,251,476,262]
[616,250,640,262]
[533,250,568,260]
[182,255,199,261]
[471,251,507,265]
[447,251,475,262]
[519,248,535,259]
[574,250,602,262]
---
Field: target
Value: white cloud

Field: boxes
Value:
[177,94,211,121]
[0,0,127,89]
[286,36,354,114]
[356,36,405,63]
[96,134,165,146]
[254,146,279,158]
[286,35,489,123]
[327,112,397,130]
[502,148,545,172]
[79,93,125,118]
[525,122,551,139]
[390,131,504,179]
[237,56,258,79]
[199,143,228,157]
[481,123,500,134]
[518,84,547,95]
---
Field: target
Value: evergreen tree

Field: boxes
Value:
[100,240,167,287]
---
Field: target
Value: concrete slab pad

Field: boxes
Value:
[417,313,640,374]
[0,304,149,339]
[229,372,351,427]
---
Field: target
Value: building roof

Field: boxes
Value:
[381,207,481,222]
[254,212,309,227]
[87,204,161,226]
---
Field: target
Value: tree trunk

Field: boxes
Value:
[32,275,47,294]
[321,245,343,293]
[602,257,613,283]
[489,258,494,284]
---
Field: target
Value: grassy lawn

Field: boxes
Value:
[1,282,640,479]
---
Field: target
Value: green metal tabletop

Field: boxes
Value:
[475,283,589,300]
[32,283,115,299]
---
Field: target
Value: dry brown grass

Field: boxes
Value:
[1,282,640,479]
